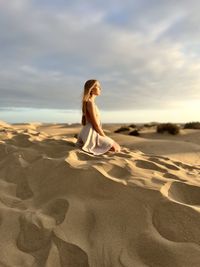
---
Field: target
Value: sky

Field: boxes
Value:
[0,0,200,123]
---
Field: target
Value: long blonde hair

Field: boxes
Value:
[81,79,98,125]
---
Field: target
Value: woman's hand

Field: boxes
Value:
[110,142,121,152]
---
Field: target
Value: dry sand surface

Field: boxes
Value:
[0,120,200,267]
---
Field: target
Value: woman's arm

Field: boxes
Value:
[87,101,106,136]
[81,114,86,125]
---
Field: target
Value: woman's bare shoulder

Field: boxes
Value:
[87,99,94,103]
[87,100,95,107]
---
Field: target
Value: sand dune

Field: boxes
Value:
[108,126,200,165]
[0,122,200,266]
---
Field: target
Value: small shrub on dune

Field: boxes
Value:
[184,122,200,129]
[144,123,157,128]
[114,126,130,133]
[157,123,180,135]
[128,124,137,128]
[129,129,140,136]
[144,124,151,127]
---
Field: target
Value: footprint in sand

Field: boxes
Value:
[172,161,200,171]
[0,193,27,209]
[135,228,200,267]
[42,198,69,225]
[145,154,170,161]
[148,157,180,171]
[53,233,89,267]
[151,177,166,186]
[16,175,33,200]
[17,198,69,253]
[3,171,33,200]
[167,181,200,206]
[106,164,131,180]
[163,172,184,181]
[152,200,200,245]
[7,134,33,148]
[16,210,53,253]
[135,160,166,173]
[0,153,33,200]
[16,198,89,266]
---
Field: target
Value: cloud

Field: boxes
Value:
[0,0,200,114]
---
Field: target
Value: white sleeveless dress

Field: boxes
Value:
[76,104,114,155]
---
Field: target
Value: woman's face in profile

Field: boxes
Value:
[92,82,101,96]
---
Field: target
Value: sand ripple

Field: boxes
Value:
[0,125,200,266]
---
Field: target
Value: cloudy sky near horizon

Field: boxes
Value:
[0,0,200,123]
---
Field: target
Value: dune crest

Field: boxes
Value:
[0,124,200,266]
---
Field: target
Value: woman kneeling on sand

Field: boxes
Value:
[76,79,121,155]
